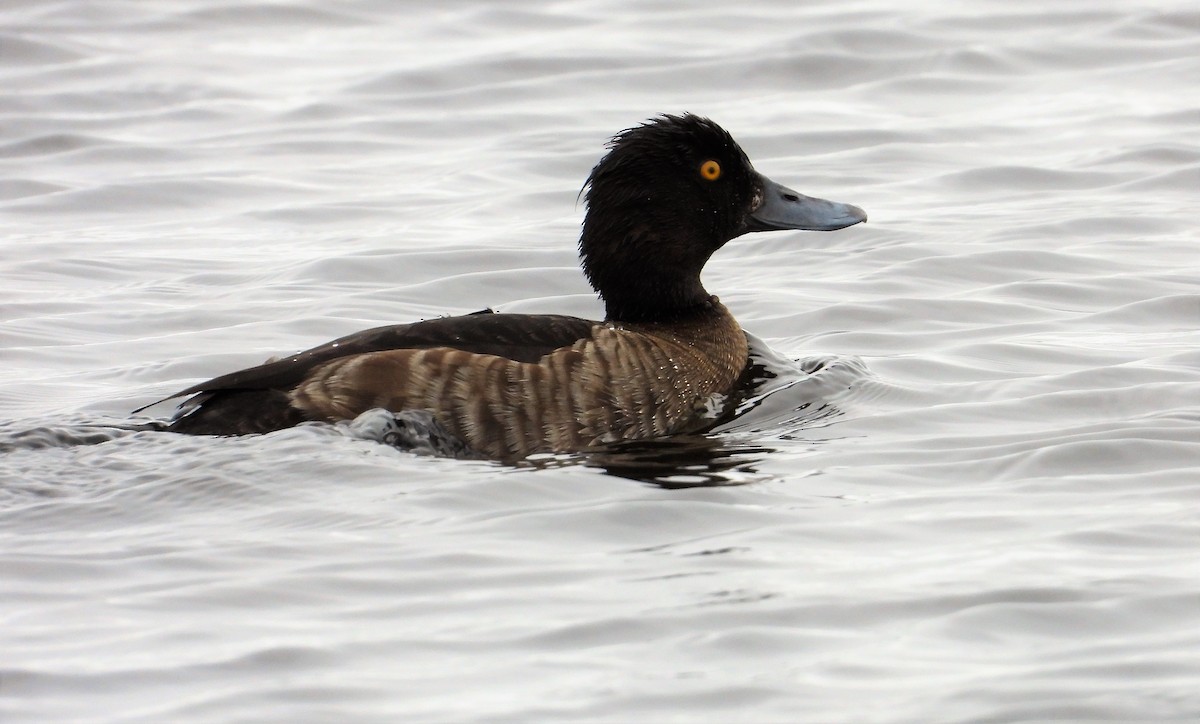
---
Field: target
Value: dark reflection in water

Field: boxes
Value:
[576,382,849,488]
[582,434,775,488]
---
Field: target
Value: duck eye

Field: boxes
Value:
[699,160,722,181]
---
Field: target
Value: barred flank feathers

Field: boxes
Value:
[289,302,747,460]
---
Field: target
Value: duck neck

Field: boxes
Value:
[580,219,720,323]
[599,273,713,322]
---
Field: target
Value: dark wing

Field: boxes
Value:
[134,310,599,413]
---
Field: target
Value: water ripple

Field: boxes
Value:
[2,0,1199,721]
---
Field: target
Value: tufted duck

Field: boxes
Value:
[139,114,866,459]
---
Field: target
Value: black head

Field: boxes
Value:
[579,114,865,322]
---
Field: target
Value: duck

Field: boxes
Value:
[138,114,866,459]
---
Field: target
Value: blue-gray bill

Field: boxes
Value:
[746,174,867,233]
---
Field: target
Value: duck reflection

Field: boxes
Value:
[583,434,775,488]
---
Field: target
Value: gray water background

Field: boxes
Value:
[2,1,1199,721]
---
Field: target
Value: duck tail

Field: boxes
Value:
[165,389,310,436]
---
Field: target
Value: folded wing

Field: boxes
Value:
[138,311,598,436]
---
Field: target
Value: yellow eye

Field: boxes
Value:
[699,159,721,181]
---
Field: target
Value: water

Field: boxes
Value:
[3,0,1199,720]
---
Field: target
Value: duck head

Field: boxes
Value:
[580,114,866,322]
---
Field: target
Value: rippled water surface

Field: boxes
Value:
[3,1,1199,721]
